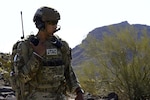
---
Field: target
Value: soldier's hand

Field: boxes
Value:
[31,41,46,56]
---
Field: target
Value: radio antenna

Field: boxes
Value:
[20,11,24,39]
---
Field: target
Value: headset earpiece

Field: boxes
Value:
[35,16,45,30]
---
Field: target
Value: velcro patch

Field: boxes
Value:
[46,48,57,55]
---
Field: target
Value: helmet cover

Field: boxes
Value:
[33,6,60,29]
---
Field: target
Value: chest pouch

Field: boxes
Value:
[37,65,65,86]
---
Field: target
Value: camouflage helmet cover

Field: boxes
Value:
[33,6,60,29]
[33,6,60,22]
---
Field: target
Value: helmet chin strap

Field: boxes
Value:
[53,25,61,33]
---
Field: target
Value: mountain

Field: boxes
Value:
[71,21,150,67]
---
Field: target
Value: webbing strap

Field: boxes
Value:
[42,59,64,66]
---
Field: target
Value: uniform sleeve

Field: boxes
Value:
[14,41,41,83]
[62,41,81,93]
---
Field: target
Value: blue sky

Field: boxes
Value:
[0,0,150,53]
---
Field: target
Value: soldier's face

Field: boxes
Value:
[45,22,57,36]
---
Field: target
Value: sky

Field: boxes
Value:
[0,0,150,53]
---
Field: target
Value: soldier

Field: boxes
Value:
[10,6,84,100]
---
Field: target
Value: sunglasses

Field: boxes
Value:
[46,20,58,25]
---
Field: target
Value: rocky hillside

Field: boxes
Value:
[71,21,150,67]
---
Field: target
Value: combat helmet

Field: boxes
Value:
[33,6,60,30]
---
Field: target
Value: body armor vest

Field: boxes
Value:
[29,36,65,92]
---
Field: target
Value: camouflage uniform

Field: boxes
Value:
[11,35,81,100]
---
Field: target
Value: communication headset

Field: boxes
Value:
[35,16,45,30]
